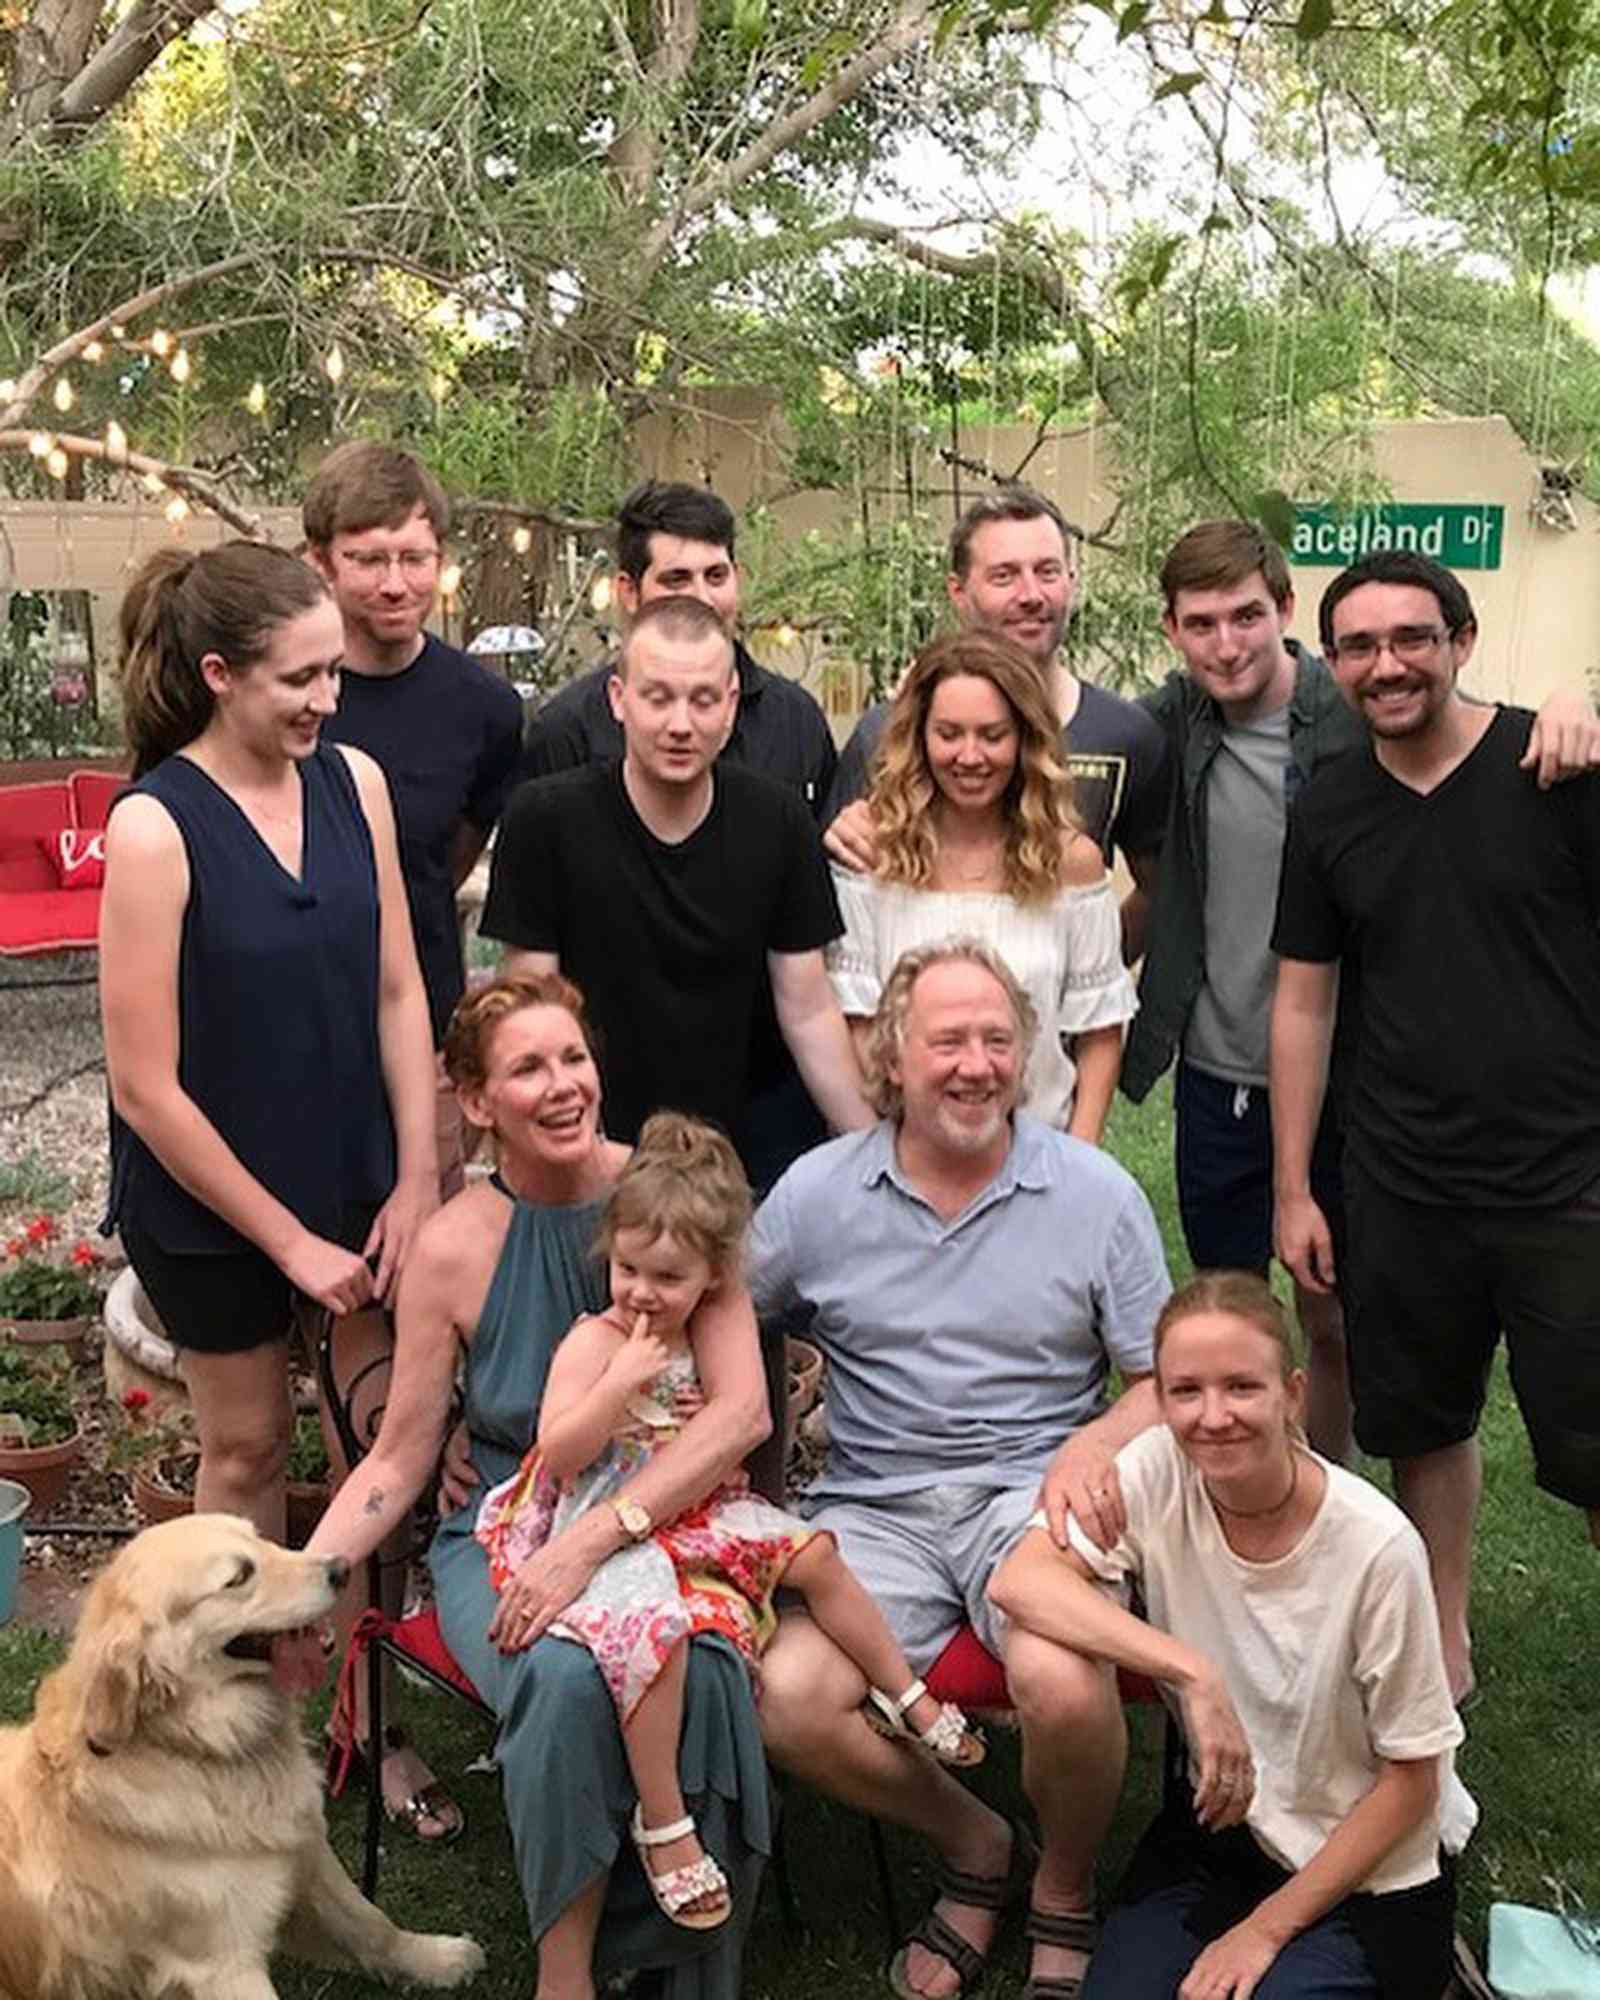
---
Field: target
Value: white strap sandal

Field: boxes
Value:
[629,1805,732,1931]
[865,1679,986,1768]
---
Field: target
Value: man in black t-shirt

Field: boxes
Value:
[307,445,524,1140]
[823,488,1169,899]
[484,597,872,1151]
[522,480,839,1189]
[1271,549,1600,1705]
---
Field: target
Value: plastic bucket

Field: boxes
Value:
[0,1477,27,1625]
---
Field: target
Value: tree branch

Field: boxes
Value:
[3,0,220,148]
[0,430,263,536]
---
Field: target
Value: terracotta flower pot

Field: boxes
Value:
[786,1337,824,1430]
[131,1463,330,1549]
[1,1315,92,1352]
[130,1460,195,1527]
[0,1426,84,1513]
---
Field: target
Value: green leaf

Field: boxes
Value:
[1256,489,1297,546]
[934,0,970,50]
[1204,0,1230,21]
[1200,209,1233,232]
[1117,0,1150,37]
[732,0,768,51]
[1147,233,1182,290]
[1152,70,1206,101]
[1294,0,1334,41]
[800,27,853,85]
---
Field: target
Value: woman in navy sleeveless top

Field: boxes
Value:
[99,542,438,1544]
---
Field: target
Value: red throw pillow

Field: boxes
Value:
[39,828,106,889]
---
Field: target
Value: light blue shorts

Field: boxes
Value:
[807,1483,1037,1670]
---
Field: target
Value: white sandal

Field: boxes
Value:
[865,1679,986,1768]
[629,1805,732,1931]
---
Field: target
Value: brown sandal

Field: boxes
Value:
[1022,1905,1099,2000]
[887,1820,1038,2000]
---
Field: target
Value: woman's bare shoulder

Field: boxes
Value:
[410,1182,507,1295]
[1060,829,1110,889]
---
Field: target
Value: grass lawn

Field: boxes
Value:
[2,1076,1595,1995]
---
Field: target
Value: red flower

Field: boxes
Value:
[25,1215,58,1245]
[4,1238,24,1260]
[122,1387,152,1414]
[70,1242,100,1268]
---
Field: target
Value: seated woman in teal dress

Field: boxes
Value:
[307,972,772,2000]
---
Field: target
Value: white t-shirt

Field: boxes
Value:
[1062,1427,1477,1892]
[826,868,1138,1127]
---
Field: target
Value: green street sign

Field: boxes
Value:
[1290,503,1504,571]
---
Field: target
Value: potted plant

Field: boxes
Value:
[118,1392,333,1549]
[0,1341,83,1512]
[0,1215,105,1348]
[113,1387,201,1527]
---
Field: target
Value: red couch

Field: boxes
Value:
[0,768,124,955]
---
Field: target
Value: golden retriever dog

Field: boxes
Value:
[0,1514,485,2000]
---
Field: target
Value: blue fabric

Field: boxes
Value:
[1083,1878,1377,1999]
[429,1191,771,1996]
[105,746,394,1254]
[320,634,523,1042]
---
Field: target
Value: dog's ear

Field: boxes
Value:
[36,1575,155,1757]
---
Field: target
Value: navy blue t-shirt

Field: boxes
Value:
[322,634,523,1041]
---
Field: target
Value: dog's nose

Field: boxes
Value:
[326,1557,350,1591]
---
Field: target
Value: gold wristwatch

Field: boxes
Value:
[612,1496,653,1542]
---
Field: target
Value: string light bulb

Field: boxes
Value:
[52,377,74,413]
[169,348,192,385]
[83,339,105,363]
[775,622,798,648]
[0,379,15,401]
[512,524,533,555]
[439,561,462,600]
[324,344,345,386]
[246,380,266,416]
[164,494,190,525]
[110,323,127,341]
[28,431,53,458]
[150,329,173,358]
[590,575,613,613]
[47,446,69,479]
[104,419,128,462]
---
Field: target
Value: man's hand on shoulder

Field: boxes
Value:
[823,799,879,873]
[1522,688,1600,788]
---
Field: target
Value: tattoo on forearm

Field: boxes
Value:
[362,1486,387,1516]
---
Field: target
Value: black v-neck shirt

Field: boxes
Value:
[1273,706,1600,1206]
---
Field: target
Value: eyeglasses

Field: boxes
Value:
[1328,626,1446,668]
[335,548,439,577]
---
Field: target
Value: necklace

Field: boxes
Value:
[1206,1452,1299,1520]
[939,839,1005,885]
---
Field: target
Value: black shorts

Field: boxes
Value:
[1173,1062,1347,1281]
[120,1206,378,1358]
[1343,1165,1600,1505]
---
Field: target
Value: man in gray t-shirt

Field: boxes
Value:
[753,941,1169,2000]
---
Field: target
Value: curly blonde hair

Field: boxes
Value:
[866,631,1078,906]
[597,1112,752,1279]
[861,940,1039,1120]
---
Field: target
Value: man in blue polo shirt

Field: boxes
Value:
[753,941,1170,2000]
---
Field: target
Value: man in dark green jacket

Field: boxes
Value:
[1123,522,1359,1460]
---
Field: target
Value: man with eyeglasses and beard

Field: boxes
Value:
[1271,549,1600,1713]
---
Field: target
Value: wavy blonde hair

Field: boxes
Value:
[862,940,1039,1121]
[866,631,1078,906]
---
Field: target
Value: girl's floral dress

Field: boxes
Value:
[475,1346,817,1720]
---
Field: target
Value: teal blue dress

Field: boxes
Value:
[428,1190,771,1992]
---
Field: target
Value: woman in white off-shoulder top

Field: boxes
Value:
[825,630,1137,1141]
